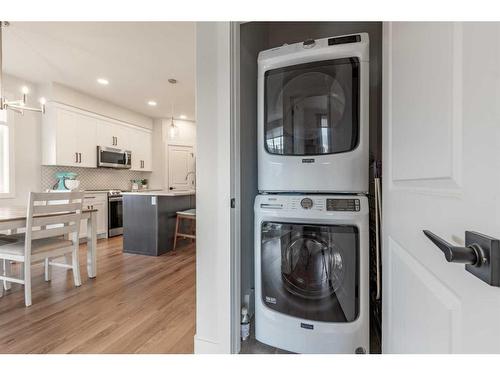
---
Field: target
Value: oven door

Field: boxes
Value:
[108,196,123,237]
[98,146,131,169]
[264,57,359,156]
[261,221,358,323]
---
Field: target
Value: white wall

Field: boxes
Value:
[194,22,234,354]
[41,82,153,130]
[0,74,42,206]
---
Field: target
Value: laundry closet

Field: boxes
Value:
[237,22,382,353]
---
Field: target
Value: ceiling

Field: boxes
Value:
[2,22,196,120]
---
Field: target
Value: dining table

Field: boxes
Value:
[0,206,98,279]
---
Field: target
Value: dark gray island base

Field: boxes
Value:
[123,192,195,256]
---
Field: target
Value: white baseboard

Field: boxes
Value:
[194,335,228,354]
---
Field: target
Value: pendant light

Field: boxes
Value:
[0,21,45,115]
[168,78,179,138]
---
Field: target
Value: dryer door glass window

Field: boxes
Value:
[264,58,359,156]
[261,222,358,322]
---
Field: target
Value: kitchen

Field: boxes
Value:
[0,22,197,352]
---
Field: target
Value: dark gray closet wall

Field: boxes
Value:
[239,22,268,310]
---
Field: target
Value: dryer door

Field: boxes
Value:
[264,58,359,156]
[261,221,359,322]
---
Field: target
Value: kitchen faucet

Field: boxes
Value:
[185,171,196,185]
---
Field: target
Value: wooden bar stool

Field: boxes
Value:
[172,209,196,253]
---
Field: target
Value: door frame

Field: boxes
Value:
[230,21,242,354]
[194,21,240,354]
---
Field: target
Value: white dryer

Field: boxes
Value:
[254,194,369,354]
[258,34,369,193]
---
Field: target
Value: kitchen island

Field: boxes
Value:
[122,190,195,256]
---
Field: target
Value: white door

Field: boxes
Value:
[168,145,195,191]
[383,22,500,353]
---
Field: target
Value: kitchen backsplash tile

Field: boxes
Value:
[41,166,151,191]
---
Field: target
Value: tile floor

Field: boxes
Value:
[239,319,293,354]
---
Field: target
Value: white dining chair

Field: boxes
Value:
[0,191,84,307]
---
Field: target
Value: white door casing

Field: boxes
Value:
[168,145,195,190]
[194,21,234,354]
[383,22,500,353]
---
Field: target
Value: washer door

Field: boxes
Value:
[261,222,358,322]
[264,58,359,156]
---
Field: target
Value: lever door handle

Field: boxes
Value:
[423,230,484,266]
[423,230,500,287]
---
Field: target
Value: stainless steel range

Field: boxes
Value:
[108,190,123,237]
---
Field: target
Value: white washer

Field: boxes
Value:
[258,33,369,193]
[254,194,369,353]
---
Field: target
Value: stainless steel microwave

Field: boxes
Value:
[97,146,132,169]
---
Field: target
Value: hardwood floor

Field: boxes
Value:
[0,236,196,353]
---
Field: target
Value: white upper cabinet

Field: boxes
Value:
[43,105,97,168]
[42,103,151,170]
[130,127,152,171]
[96,119,130,150]
[76,113,99,168]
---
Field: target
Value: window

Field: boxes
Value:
[0,110,14,197]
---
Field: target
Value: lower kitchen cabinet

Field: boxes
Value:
[80,193,108,239]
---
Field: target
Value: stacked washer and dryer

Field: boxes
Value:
[254,33,370,354]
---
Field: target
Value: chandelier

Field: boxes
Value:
[0,21,45,115]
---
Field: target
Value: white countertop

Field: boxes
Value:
[122,190,195,197]
[84,189,163,194]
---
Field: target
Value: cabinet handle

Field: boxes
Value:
[75,152,78,163]
[79,153,82,163]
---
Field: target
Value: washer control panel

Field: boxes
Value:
[326,198,360,212]
[259,196,362,212]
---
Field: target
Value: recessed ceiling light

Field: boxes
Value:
[147,100,157,107]
[179,115,187,120]
[97,78,109,85]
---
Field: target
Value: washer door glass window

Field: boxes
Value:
[261,222,358,322]
[264,58,359,156]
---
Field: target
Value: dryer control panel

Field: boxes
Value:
[326,198,360,212]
